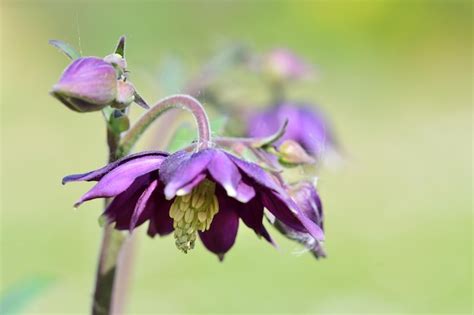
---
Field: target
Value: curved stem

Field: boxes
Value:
[119,94,211,156]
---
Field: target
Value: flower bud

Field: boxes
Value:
[274,181,326,258]
[111,80,135,109]
[51,57,118,112]
[278,139,316,166]
[263,49,313,82]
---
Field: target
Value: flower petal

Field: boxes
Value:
[226,153,281,192]
[146,188,174,237]
[129,179,158,231]
[103,175,151,230]
[207,150,242,198]
[235,181,256,203]
[236,193,275,246]
[160,149,214,200]
[53,57,117,104]
[63,151,167,184]
[74,156,164,206]
[175,173,207,196]
[198,194,239,261]
[262,191,325,241]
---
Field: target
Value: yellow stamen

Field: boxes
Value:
[169,179,219,253]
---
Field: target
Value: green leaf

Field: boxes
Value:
[48,40,81,60]
[253,120,288,148]
[114,36,126,57]
[0,277,54,314]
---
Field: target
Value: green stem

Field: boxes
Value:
[92,127,126,315]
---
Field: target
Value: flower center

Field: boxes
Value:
[169,179,219,253]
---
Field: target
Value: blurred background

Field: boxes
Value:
[1,0,472,314]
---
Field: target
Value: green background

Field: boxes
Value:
[1,1,472,313]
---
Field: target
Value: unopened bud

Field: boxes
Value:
[278,140,315,166]
[51,57,117,112]
[263,49,313,82]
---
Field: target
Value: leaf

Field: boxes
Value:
[0,277,54,314]
[114,35,126,57]
[48,40,81,60]
[253,120,288,148]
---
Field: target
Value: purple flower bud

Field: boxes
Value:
[264,49,313,82]
[51,57,118,112]
[248,102,334,158]
[278,139,316,166]
[275,181,326,259]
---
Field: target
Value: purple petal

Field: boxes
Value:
[52,57,117,105]
[160,149,214,199]
[199,194,239,261]
[262,191,324,241]
[235,181,256,203]
[207,150,242,198]
[226,153,281,192]
[74,156,164,206]
[299,106,328,156]
[146,188,174,237]
[227,153,323,240]
[175,174,206,196]
[129,179,158,231]
[63,151,168,184]
[103,175,151,230]
[236,192,275,245]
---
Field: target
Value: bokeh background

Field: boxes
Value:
[1,1,472,314]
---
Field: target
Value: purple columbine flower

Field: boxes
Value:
[51,57,118,112]
[63,148,324,260]
[247,102,334,158]
[274,181,326,258]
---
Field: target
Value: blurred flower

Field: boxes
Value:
[263,48,313,82]
[63,148,324,260]
[247,102,334,158]
[51,57,118,112]
[274,181,326,259]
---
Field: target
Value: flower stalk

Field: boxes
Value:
[92,126,126,315]
[118,94,212,157]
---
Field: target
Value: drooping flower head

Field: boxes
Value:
[63,147,324,260]
[274,181,326,258]
[247,102,335,158]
